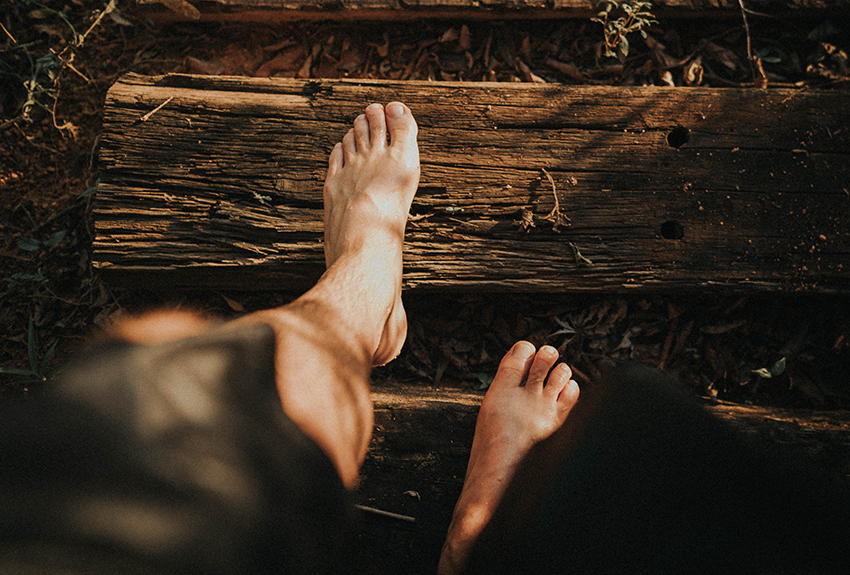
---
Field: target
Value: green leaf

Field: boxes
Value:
[40,339,59,375]
[770,357,786,378]
[79,179,100,198]
[28,317,39,374]
[0,367,36,376]
[752,368,772,378]
[43,230,66,247]
[474,373,494,391]
[620,36,630,57]
[17,238,42,251]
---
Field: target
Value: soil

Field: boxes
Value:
[2,1,849,407]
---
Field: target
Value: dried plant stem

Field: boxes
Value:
[737,0,757,80]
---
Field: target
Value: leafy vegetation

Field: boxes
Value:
[592,0,658,59]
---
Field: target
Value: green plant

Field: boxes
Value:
[0,317,58,384]
[752,357,786,379]
[592,0,657,59]
[17,230,66,252]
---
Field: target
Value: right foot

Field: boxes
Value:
[438,341,580,575]
[322,102,420,365]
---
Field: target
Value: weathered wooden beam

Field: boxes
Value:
[138,0,850,24]
[95,73,850,293]
[355,384,850,574]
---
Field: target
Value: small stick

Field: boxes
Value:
[737,0,757,82]
[1,21,16,44]
[139,96,175,122]
[354,504,416,523]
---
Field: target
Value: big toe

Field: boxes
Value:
[491,341,536,388]
[386,102,418,149]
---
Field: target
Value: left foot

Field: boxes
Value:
[322,102,420,365]
[438,342,580,575]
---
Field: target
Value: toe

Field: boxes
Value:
[526,346,559,391]
[328,142,343,176]
[365,103,387,148]
[342,129,356,162]
[559,376,580,407]
[543,363,571,399]
[491,341,535,389]
[353,113,370,150]
[386,102,418,147]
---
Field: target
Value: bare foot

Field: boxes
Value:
[438,341,580,575]
[322,102,420,365]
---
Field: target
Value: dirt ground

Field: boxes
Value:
[2,1,849,407]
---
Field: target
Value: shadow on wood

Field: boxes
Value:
[96,74,850,293]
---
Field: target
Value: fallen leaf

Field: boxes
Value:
[545,58,585,81]
[254,46,305,77]
[157,0,200,20]
[459,25,471,52]
[700,320,746,334]
[515,208,535,233]
[683,56,703,85]
[698,39,740,72]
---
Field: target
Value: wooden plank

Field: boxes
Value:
[355,383,850,574]
[138,0,850,24]
[95,73,850,293]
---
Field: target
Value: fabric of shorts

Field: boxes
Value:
[0,323,357,575]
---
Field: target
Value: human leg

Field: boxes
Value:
[438,341,579,575]
[113,102,419,488]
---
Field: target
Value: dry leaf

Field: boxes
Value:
[221,295,246,313]
[157,0,200,20]
[683,56,703,85]
[254,46,305,77]
[698,39,740,71]
[546,58,585,81]
[440,28,459,43]
[459,25,471,52]
[184,56,225,75]
[515,208,535,233]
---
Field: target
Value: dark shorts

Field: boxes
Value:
[0,323,355,575]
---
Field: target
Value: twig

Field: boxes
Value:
[75,0,117,50]
[737,0,756,81]
[541,168,571,231]
[53,50,92,84]
[139,96,175,122]
[1,20,17,44]
[354,504,416,523]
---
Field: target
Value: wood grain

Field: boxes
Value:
[96,73,850,293]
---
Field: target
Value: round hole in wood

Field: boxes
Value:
[667,126,690,148]
[660,220,685,239]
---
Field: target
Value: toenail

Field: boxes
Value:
[356,114,366,122]
[511,341,535,357]
[367,103,382,110]
[387,102,405,118]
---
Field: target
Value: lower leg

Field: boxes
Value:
[439,342,579,575]
[234,101,420,488]
[111,102,419,489]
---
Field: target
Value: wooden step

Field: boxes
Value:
[357,383,850,574]
[139,0,849,24]
[95,73,850,293]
